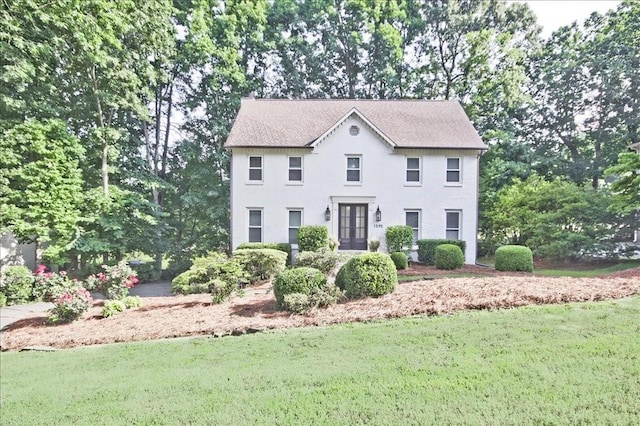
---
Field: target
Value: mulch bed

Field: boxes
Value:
[1,265,639,351]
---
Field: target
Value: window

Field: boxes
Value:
[405,211,420,244]
[249,156,263,181]
[446,158,461,183]
[445,210,461,240]
[346,156,361,182]
[406,158,420,182]
[288,210,302,244]
[288,156,302,182]
[248,209,262,242]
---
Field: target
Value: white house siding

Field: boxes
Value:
[0,232,37,274]
[230,115,481,264]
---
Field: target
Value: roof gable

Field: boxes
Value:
[310,107,396,149]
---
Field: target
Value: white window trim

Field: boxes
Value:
[287,156,303,185]
[345,155,362,185]
[248,156,263,184]
[287,208,303,246]
[248,208,263,243]
[405,209,421,247]
[445,157,462,186]
[445,210,462,240]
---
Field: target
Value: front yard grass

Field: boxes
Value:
[1,297,639,424]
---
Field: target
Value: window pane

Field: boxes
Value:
[446,170,460,182]
[347,157,360,169]
[289,210,301,226]
[347,170,360,181]
[288,228,298,244]
[406,212,419,228]
[249,169,262,181]
[413,229,419,242]
[407,158,419,169]
[249,210,262,226]
[249,156,262,168]
[447,158,459,170]
[289,169,302,181]
[289,157,301,168]
[446,230,459,240]
[249,228,262,242]
[406,170,420,182]
[446,212,459,229]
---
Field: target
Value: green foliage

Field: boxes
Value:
[335,253,397,299]
[84,261,139,300]
[32,267,77,302]
[171,252,246,301]
[486,176,623,260]
[605,152,640,216]
[123,296,143,309]
[48,286,93,324]
[294,249,342,275]
[368,238,380,252]
[385,226,414,255]
[495,245,533,272]
[102,300,126,318]
[236,242,292,265]
[233,249,287,283]
[0,292,6,307]
[390,252,408,270]
[418,240,467,265]
[281,293,311,314]
[435,244,464,270]
[0,266,34,305]
[129,263,158,284]
[297,226,329,252]
[273,267,326,309]
[281,283,344,314]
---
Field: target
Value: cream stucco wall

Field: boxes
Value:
[230,115,482,264]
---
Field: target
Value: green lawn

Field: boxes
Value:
[2,298,639,425]
[535,259,640,277]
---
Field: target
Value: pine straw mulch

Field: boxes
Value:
[1,265,639,351]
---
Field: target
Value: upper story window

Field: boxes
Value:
[288,156,302,182]
[445,210,461,240]
[346,156,361,183]
[406,157,420,182]
[446,158,461,183]
[249,156,263,181]
[288,209,302,244]
[405,210,420,244]
[248,209,263,242]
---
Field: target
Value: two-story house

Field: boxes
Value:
[225,99,487,264]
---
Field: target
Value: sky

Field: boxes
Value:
[514,0,622,37]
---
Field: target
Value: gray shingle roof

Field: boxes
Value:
[225,99,487,150]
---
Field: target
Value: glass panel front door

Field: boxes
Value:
[338,204,368,250]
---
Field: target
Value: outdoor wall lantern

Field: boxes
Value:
[375,206,382,222]
[325,206,331,221]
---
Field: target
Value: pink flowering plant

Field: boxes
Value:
[49,286,93,324]
[32,265,76,302]
[84,261,139,300]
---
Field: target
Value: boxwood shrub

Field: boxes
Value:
[335,252,397,299]
[233,248,288,283]
[390,252,408,270]
[385,226,414,255]
[1,265,34,305]
[495,245,534,272]
[417,239,466,265]
[435,244,464,270]
[297,226,329,252]
[294,249,342,275]
[171,252,247,300]
[236,242,292,265]
[273,267,326,308]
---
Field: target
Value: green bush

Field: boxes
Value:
[236,242,292,265]
[294,249,341,275]
[390,252,408,270]
[129,262,158,283]
[435,244,464,270]
[233,249,287,283]
[1,265,34,305]
[280,282,344,313]
[102,300,126,318]
[297,226,329,252]
[273,267,326,308]
[282,293,311,314]
[417,239,466,265]
[171,252,247,300]
[385,226,414,255]
[335,253,397,299]
[48,286,93,323]
[0,292,6,307]
[495,245,534,272]
[123,296,143,309]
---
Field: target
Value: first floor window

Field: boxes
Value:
[288,156,302,181]
[288,210,302,244]
[445,210,461,240]
[405,211,420,243]
[446,158,461,183]
[249,209,262,242]
[249,156,263,181]
[406,157,420,182]
[346,156,361,182]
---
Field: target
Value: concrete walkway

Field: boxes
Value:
[0,281,173,331]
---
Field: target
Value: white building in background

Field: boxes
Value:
[225,99,487,264]
[0,232,37,273]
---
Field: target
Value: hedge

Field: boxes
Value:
[417,239,466,265]
[236,242,292,265]
[232,248,288,283]
[273,267,326,309]
[495,245,533,272]
[435,244,464,270]
[297,226,329,252]
[385,226,414,255]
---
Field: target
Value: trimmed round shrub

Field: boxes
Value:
[495,245,533,272]
[385,226,414,254]
[435,244,464,270]
[297,226,329,252]
[390,252,408,270]
[335,253,397,299]
[1,265,34,305]
[273,267,326,308]
[295,249,341,275]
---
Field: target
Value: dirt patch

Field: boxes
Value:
[2,268,639,351]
